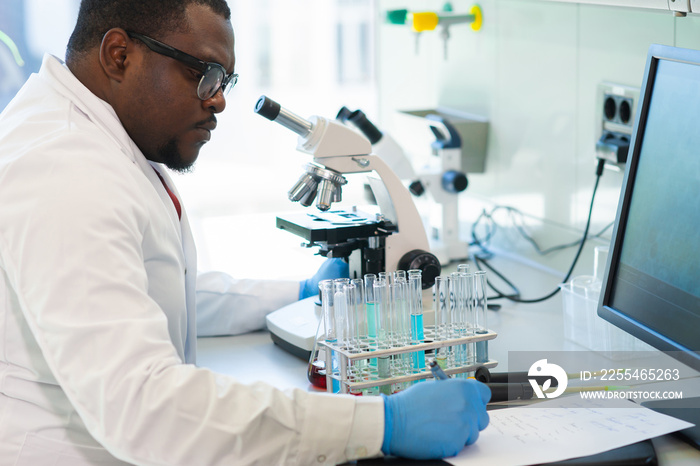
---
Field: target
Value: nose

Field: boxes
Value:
[202,87,226,113]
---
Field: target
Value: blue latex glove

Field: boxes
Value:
[381,379,491,459]
[298,258,349,299]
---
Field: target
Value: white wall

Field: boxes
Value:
[375,0,700,274]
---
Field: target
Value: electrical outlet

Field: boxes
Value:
[595,82,639,165]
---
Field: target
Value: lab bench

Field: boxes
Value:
[196,254,700,465]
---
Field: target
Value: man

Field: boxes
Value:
[0,1,490,465]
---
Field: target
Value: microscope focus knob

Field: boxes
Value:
[409,180,425,196]
[398,249,441,289]
[442,170,468,193]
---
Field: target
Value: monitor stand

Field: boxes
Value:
[643,397,700,450]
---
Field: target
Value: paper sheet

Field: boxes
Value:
[445,397,694,466]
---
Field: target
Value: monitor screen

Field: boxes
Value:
[598,44,700,372]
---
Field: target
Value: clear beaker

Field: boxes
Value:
[307,314,328,390]
[307,280,340,392]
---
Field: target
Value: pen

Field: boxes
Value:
[429,360,449,380]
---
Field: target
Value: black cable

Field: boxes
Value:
[478,158,607,304]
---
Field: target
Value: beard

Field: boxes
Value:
[158,139,195,174]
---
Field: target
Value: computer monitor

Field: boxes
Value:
[598,44,700,448]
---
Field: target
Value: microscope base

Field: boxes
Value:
[265,297,320,361]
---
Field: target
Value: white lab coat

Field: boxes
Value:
[0,55,383,466]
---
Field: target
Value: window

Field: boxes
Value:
[1,0,377,278]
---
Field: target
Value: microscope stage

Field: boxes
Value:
[276,210,396,244]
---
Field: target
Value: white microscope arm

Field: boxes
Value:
[316,154,430,274]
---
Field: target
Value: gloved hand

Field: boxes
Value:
[298,258,349,299]
[381,379,491,459]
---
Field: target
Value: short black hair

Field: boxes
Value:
[65,0,231,63]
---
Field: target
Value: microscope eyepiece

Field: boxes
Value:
[336,107,383,145]
[254,95,281,121]
[254,95,313,137]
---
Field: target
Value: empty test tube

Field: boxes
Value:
[342,282,359,352]
[393,269,407,283]
[448,274,460,339]
[333,279,351,349]
[343,282,365,394]
[433,276,450,340]
[432,276,450,368]
[320,280,337,344]
[373,278,392,395]
[458,270,476,369]
[390,279,411,347]
[449,273,466,368]
[351,278,368,350]
[364,274,378,349]
[373,278,391,350]
[473,271,489,363]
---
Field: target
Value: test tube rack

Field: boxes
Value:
[320,327,497,394]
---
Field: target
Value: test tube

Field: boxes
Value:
[432,276,450,369]
[393,269,407,283]
[458,271,475,369]
[364,274,378,349]
[448,274,460,339]
[373,278,391,350]
[433,276,450,340]
[449,273,465,367]
[391,279,411,347]
[351,278,368,350]
[362,274,380,380]
[343,282,359,352]
[373,278,392,395]
[333,278,351,350]
[408,270,424,340]
[320,280,336,343]
[388,280,411,391]
[350,278,374,394]
[408,271,426,372]
[342,282,365,394]
[473,270,489,363]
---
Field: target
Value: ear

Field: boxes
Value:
[99,28,131,83]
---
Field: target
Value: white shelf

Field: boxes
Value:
[540,0,695,16]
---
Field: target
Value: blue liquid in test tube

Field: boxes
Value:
[408,272,425,372]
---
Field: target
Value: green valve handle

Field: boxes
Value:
[385,9,408,25]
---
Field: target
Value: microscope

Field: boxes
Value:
[254,96,441,359]
[408,113,471,264]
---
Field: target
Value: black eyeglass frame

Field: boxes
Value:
[126,31,238,100]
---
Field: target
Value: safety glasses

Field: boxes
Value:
[127,31,238,100]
